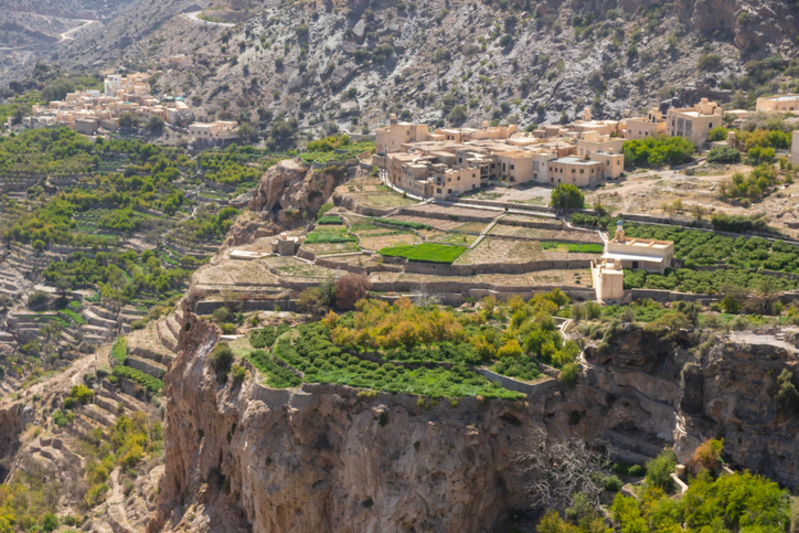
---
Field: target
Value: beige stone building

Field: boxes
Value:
[591,259,625,301]
[666,98,723,147]
[624,108,667,140]
[792,131,799,167]
[548,157,604,187]
[603,221,673,274]
[188,121,239,146]
[375,116,433,155]
[756,95,799,114]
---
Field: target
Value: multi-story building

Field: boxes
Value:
[755,95,799,114]
[624,108,667,140]
[375,115,434,155]
[666,98,723,147]
[547,157,604,187]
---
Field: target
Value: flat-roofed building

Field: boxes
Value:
[756,95,799,114]
[666,98,723,147]
[603,220,674,273]
[624,108,667,140]
[548,157,604,187]
[495,150,535,184]
[189,121,239,146]
[591,259,625,301]
[375,115,432,155]
[432,166,481,199]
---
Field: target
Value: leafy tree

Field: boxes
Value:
[146,116,164,134]
[708,126,729,142]
[776,368,799,417]
[645,450,677,492]
[550,183,585,209]
[707,146,741,164]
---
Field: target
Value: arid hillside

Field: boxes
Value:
[4,0,799,143]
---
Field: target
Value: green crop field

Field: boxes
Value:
[378,243,468,264]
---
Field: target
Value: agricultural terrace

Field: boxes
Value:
[572,215,799,294]
[236,292,579,398]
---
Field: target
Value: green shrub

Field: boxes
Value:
[112,365,164,393]
[602,475,623,492]
[623,136,695,168]
[249,323,290,349]
[559,362,580,385]
[212,343,234,381]
[645,450,677,491]
[247,349,302,388]
[130,319,147,331]
[317,215,343,225]
[70,384,95,405]
[52,409,68,427]
[230,364,247,384]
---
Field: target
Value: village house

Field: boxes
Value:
[375,115,435,155]
[28,73,195,135]
[188,121,240,146]
[548,157,604,187]
[666,98,723,147]
[755,95,799,114]
[603,221,674,274]
[624,108,667,140]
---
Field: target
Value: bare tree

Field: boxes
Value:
[412,282,440,307]
[513,426,611,512]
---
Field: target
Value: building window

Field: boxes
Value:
[580,169,584,174]
[447,189,452,193]
[510,164,515,170]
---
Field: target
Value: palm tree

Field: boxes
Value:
[753,277,781,315]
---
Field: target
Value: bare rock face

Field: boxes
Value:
[150,314,543,532]
[690,336,799,485]
[249,159,347,217]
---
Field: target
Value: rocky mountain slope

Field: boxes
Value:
[5,0,799,137]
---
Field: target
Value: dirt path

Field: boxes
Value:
[58,19,97,42]
[183,11,236,28]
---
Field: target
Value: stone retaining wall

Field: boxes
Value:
[403,257,594,276]
[475,370,558,396]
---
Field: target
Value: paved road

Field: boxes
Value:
[183,11,236,27]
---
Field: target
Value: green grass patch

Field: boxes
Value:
[305,227,357,244]
[541,242,603,254]
[374,218,431,230]
[247,350,302,388]
[317,216,343,225]
[59,309,87,325]
[112,365,164,393]
[378,243,467,264]
[68,300,82,310]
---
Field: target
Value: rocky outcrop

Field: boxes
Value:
[151,314,546,532]
[249,159,346,217]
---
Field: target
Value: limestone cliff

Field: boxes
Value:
[150,313,546,532]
